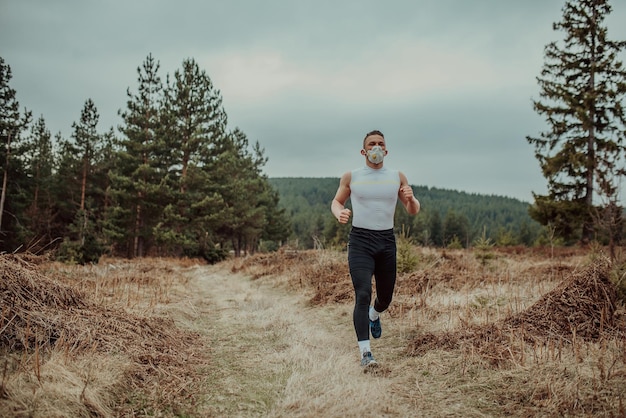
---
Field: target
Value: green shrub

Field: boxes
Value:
[397,228,419,274]
[473,227,496,266]
[57,235,104,265]
[446,236,463,250]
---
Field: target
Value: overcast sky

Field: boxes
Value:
[2,1,626,203]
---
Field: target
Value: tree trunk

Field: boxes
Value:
[133,199,144,257]
[80,155,88,211]
[0,132,11,232]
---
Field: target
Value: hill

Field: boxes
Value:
[268,177,543,248]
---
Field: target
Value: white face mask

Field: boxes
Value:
[366,145,385,164]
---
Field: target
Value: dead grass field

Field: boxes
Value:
[1,245,625,417]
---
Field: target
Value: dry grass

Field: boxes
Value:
[232,246,626,417]
[1,254,210,417]
[1,245,625,417]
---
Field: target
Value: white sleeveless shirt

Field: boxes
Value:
[350,166,400,230]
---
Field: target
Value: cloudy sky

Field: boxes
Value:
[2,1,626,203]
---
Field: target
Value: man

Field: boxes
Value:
[331,130,420,370]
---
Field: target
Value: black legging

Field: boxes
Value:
[348,227,397,342]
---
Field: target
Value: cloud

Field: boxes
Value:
[2,0,626,204]
[203,35,534,108]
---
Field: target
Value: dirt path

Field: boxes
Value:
[185,264,420,417]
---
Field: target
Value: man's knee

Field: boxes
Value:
[375,294,393,311]
[354,288,371,305]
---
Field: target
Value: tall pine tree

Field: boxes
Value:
[162,58,227,192]
[113,54,167,257]
[22,116,56,249]
[154,58,229,258]
[0,57,32,251]
[56,99,107,263]
[527,0,626,244]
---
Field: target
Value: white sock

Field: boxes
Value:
[369,306,380,322]
[358,340,371,355]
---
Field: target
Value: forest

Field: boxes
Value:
[269,177,544,250]
[0,55,291,263]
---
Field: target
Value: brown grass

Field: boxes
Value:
[407,256,624,364]
[1,254,209,417]
[1,245,625,417]
[232,246,626,417]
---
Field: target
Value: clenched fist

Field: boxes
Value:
[400,185,414,200]
[337,208,352,224]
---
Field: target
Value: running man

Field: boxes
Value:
[331,130,420,369]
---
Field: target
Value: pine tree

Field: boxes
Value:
[429,211,443,247]
[162,58,227,193]
[527,0,626,243]
[112,54,167,257]
[55,131,82,233]
[442,209,470,248]
[0,57,32,250]
[153,58,230,259]
[22,116,56,249]
[56,99,107,263]
[72,99,101,212]
[259,183,292,249]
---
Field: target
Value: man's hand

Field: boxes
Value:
[400,185,414,200]
[399,184,420,215]
[337,208,352,224]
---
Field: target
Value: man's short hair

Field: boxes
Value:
[363,130,384,146]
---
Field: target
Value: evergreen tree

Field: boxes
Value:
[517,220,535,246]
[22,116,56,249]
[208,129,270,256]
[412,210,430,246]
[94,127,116,253]
[72,99,101,212]
[260,183,292,249]
[54,131,81,235]
[154,58,229,259]
[442,209,470,248]
[527,0,626,243]
[112,54,167,257]
[429,210,443,247]
[0,57,31,250]
[162,58,227,192]
[56,99,107,262]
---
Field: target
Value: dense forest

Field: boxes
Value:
[0,55,291,263]
[269,177,545,250]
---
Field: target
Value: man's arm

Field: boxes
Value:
[331,171,352,223]
[398,172,420,215]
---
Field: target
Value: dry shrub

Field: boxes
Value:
[407,256,625,366]
[504,256,619,340]
[230,249,315,279]
[1,254,88,351]
[400,249,504,291]
[230,249,354,305]
[495,245,586,259]
[519,263,577,282]
[0,253,209,416]
[298,252,352,305]
[42,256,197,310]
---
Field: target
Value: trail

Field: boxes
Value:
[185,264,418,417]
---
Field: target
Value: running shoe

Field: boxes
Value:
[370,317,382,339]
[361,351,378,368]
